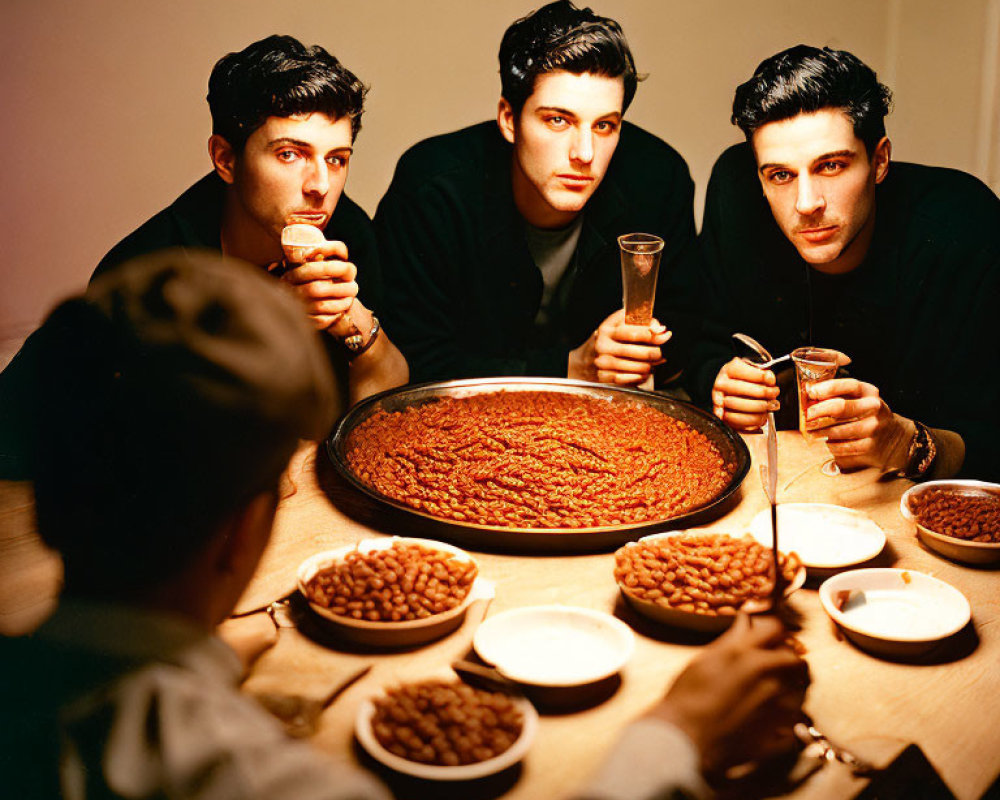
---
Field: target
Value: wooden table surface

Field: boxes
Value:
[3,432,998,798]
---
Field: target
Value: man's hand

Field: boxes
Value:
[711,358,780,431]
[648,614,809,776]
[277,240,358,331]
[567,308,671,386]
[805,378,914,471]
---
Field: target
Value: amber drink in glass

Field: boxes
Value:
[791,347,839,441]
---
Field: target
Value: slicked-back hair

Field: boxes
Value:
[499,0,639,115]
[732,45,893,155]
[208,34,367,152]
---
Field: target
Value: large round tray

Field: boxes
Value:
[326,378,750,553]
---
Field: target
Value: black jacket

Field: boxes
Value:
[690,143,1000,480]
[374,121,702,382]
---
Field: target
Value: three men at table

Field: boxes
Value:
[694,45,999,481]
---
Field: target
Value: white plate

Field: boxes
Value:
[297,537,490,647]
[749,504,885,570]
[618,531,806,632]
[355,685,537,781]
[900,480,1000,565]
[473,606,634,687]
[819,568,971,657]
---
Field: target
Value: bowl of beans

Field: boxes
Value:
[614,532,805,632]
[297,538,486,646]
[355,677,538,780]
[328,378,750,553]
[900,480,1000,565]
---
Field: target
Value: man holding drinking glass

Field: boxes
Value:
[691,45,1000,481]
[375,1,702,388]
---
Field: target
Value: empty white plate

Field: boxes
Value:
[750,503,885,571]
[473,606,634,687]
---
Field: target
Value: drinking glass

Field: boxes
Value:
[618,233,664,325]
[791,347,840,476]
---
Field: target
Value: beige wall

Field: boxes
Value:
[2,0,997,341]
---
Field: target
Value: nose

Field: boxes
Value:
[569,129,594,165]
[303,157,329,197]
[795,175,825,216]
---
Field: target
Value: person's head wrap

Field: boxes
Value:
[31,249,338,590]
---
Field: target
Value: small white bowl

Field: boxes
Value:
[297,537,488,647]
[749,503,885,572]
[617,531,806,633]
[900,480,1000,565]
[355,684,537,781]
[473,606,634,687]
[819,568,971,657]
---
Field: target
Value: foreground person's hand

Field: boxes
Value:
[277,239,359,331]
[568,308,671,386]
[805,378,914,471]
[647,614,809,777]
[711,358,780,431]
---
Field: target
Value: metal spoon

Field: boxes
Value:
[732,333,791,370]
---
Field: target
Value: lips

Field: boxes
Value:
[798,225,838,244]
[557,174,595,189]
[287,212,327,225]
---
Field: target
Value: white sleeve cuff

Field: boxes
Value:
[571,716,711,800]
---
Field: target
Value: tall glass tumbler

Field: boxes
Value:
[618,233,664,325]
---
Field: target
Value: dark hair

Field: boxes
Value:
[208,34,367,151]
[499,1,639,115]
[732,45,892,155]
[31,250,337,595]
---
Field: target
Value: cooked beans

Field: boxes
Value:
[614,533,801,616]
[304,542,477,622]
[909,488,1000,543]
[345,391,735,529]
[371,679,523,766]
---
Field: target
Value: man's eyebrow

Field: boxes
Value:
[534,106,579,117]
[813,149,857,162]
[266,137,354,154]
[534,106,623,121]
[267,137,313,149]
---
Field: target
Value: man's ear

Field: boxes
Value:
[872,136,891,184]
[214,490,278,580]
[209,134,238,185]
[497,98,516,145]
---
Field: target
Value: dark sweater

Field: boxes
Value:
[689,142,1000,480]
[374,121,702,382]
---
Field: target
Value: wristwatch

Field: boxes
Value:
[342,315,380,360]
[899,421,937,480]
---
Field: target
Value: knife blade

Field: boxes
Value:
[763,413,782,609]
